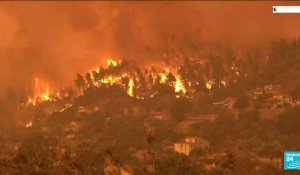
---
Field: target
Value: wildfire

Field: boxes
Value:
[174,76,186,94]
[25,78,53,106]
[42,86,50,101]
[17,55,246,112]
[156,68,187,97]
[87,59,137,98]
[101,75,122,85]
[107,58,119,67]
[160,74,167,83]
[127,79,134,97]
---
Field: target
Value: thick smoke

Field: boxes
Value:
[0,1,300,95]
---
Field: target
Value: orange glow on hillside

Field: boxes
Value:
[25,78,53,106]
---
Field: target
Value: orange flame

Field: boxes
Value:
[42,86,50,101]
[25,78,53,106]
[127,79,134,97]
[205,80,215,90]
[160,74,167,83]
[107,58,120,67]
[174,75,186,94]
[25,121,32,128]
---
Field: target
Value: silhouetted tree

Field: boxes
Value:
[167,72,176,83]
[85,72,93,86]
[74,74,85,91]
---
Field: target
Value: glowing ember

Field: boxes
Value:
[127,79,134,97]
[136,96,144,99]
[221,80,226,86]
[25,122,32,128]
[95,68,100,73]
[206,80,215,90]
[27,97,35,106]
[160,74,167,83]
[174,76,186,94]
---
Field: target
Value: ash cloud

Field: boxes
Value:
[0,1,300,95]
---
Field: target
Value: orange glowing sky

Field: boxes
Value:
[0,1,300,94]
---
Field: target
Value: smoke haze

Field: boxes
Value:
[1,1,300,95]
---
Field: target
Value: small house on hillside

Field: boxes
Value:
[174,136,210,156]
[174,142,193,156]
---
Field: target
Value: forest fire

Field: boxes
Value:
[6,43,300,175]
[41,86,50,101]
[23,56,245,107]
[159,73,167,83]
[100,75,122,85]
[127,79,134,97]
[82,59,188,99]
[174,76,186,94]
[2,2,300,174]
[107,58,120,67]
[24,78,53,106]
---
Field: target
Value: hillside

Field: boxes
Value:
[1,38,300,174]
